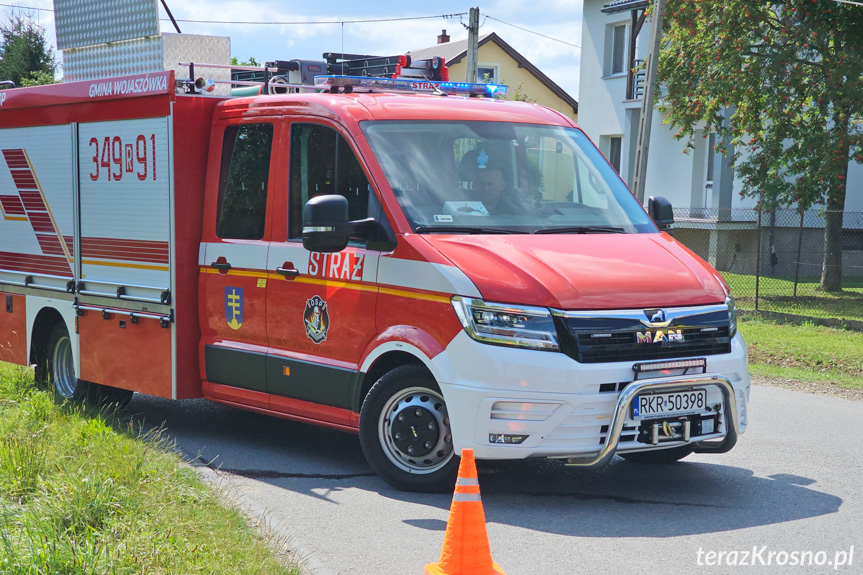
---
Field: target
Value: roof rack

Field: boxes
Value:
[323,53,448,82]
[179,52,506,98]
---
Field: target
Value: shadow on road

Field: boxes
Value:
[127,394,842,539]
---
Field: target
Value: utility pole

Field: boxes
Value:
[631,0,666,204]
[466,7,479,83]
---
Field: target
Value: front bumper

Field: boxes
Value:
[562,374,738,467]
[432,330,750,461]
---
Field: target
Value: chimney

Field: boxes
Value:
[438,29,450,44]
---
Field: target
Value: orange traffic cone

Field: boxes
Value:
[424,449,506,575]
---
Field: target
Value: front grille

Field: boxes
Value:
[556,307,732,364]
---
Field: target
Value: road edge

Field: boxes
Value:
[193,464,336,575]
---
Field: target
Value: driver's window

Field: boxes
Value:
[288,123,371,239]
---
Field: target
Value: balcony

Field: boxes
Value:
[626,58,645,101]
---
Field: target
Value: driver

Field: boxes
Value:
[475,166,520,214]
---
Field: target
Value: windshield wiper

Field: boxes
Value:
[533,226,625,234]
[415,226,521,234]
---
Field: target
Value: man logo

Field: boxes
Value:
[647,309,667,324]
[225,287,243,330]
[636,329,685,344]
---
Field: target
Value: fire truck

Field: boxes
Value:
[0,56,749,492]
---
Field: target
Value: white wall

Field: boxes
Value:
[577,0,628,157]
[580,0,863,216]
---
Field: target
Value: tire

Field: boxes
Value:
[359,365,459,492]
[42,323,133,409]
[619,445,694,464]
[44,322,89,401]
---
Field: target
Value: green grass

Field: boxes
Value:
[0,363,302,575]
[722,272,863,320]
[739,315,863,390]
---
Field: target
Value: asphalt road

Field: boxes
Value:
[128,384,862,574]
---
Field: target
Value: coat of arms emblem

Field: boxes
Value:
[303,295,329,344]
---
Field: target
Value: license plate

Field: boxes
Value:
[632,389,708,419]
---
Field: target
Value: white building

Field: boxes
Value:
[578,0,863,217]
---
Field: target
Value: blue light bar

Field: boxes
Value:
[313,75,507,97]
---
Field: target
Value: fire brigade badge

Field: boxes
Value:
[303,295,329,344]
[224,287,243,330]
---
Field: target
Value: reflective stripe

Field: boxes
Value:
[455,477,479,486]
[378,257,481,298]
[378,287,450,304]
[452,493,482,502]
[83,259,169,271]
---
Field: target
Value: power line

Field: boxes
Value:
[0,2,52,11]
[0,3,579,51]
[832,0,863,5]
[169,13,466,25]
[0,4,466,25]
[484,15,580,49]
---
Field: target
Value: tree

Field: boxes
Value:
[230,56,260,67]
[0,12,56,87]
[657,0,863,291]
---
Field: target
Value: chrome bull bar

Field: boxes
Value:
[564,374,739,467]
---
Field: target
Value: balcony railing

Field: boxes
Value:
[627,59,645,100]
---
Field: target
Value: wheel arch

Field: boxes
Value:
[27,298,80,382]
[356,349,433,413]
[355,325,454,412]
[29,306,68,365]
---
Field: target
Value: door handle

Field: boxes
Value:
[210,261,232,271]
[276,266,299,278]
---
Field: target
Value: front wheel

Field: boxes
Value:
[359,365,458,492]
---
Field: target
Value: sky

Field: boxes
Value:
[7,0,584,100]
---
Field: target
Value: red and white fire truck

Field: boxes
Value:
[0,58,749,491]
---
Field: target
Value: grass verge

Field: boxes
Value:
[0,362,302,575]
[739,315,863,390]
[722,272,863,320]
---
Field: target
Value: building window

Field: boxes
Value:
[609,137,622,172]
[606,23,627,76]
[477,65,499,84]
[842,229,863,251]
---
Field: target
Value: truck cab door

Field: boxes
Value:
[200,120,279,405]
[265,121,380,425]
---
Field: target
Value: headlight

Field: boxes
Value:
[451,297,559,351]
[726,294,738,338]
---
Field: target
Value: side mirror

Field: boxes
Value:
[303,195,350,253]
[648,196,674,234]
[302,194,380,253]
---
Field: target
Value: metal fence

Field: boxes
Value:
[672,208,863,320]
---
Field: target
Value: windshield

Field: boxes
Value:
[361,121,656,234]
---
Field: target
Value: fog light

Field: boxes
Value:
[489,434,528,444]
